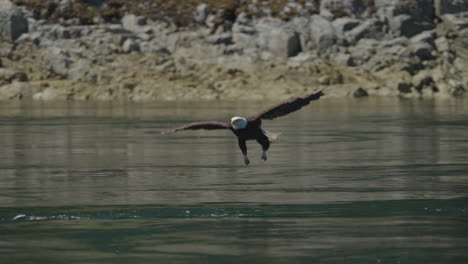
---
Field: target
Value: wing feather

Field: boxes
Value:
[249,90,324,121]
[160,121,231,134]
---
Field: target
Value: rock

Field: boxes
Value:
[410,31,435,46]
[434,0,468,16]
[376,0,435,37]
[205,32,233,45]
[122,14,147,32]
[435,37,450,53]
[411,42,434,61]
[283,2,310,17]
[122,38,140,53]
[0,0,28,42]
[319,8,335,20]
[309,15,337,52]
[232,22,256,35]
[0,42,13,58]
[255,18,301,58]
[235,12,250,25]
[332,17,360,36]
[440,13,468,31]
[205,8,231,33]
[346,18,384,44]
[33,88,61,101]
[46,47,73,76]
[349,39,379,65]
[16,32,44,46]
[290,17,312,51]
[0,81,31,100]
[25,31,43,45]
[318,72,343,85]
[47,25,71,39]
[397,81,412,93]
[0,68,28,82]
[379,37,409,48]
[288,52,318,64]
[318,75,331,85]
[68,59,97,83]
[388,14,428,38]
[333,53,354,66]
[353,87,368,97]
[193,3,210,24]
[412,71,435,91]
[451,84,466,97]
[320,0,367,17]
[375,0,434,22]
[458,27,468,36]
[139,38,170,54]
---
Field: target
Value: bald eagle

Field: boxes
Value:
[159,90,324,165]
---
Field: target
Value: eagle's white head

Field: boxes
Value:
[231,116,248,130]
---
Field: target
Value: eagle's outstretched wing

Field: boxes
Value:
[159,121,231,134]
[248,90,324,121]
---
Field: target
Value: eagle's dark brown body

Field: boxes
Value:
[231,119,271,164]
[158,90,324,165]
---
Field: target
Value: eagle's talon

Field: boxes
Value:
[261,151,267,161]
[244,156,250,165]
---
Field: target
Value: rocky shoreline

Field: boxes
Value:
[1,0,468,101]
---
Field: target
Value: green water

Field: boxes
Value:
[0,99,467,263]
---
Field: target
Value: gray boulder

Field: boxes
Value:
[0,68,28,83]
[290,17,311,51]
[346,18,384,44]
[410,31,435,47]
[0,0,28,42]
[283,2,310,17]
[333,53,354,66]
[46,47,73,76]
[397,81,412,94]
[309,15,337,52]
[332,17,360,36]
[388,14,429,38]
[255,18,301,58]
[353,87,368,98]
[376,0,434,37]
[122,38,140,53]
[349,39,379,65]
[122,14,147,32]
[435,37,450,53]
[411,42,434,61]
[206,33,233,45]
[68,59,97,83]
[139,39,169,54]
[231,13,256,49]
[412,71,435,91]
[440,13,468,31]
[375,0,434,21]
[193,4,210,24]
[0,81,32,100]
[434,0,468,16]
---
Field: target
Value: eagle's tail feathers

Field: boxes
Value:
[264,131,281,143]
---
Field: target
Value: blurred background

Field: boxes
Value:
[1,0,468,100]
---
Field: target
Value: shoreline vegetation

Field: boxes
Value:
[1,0,468,101]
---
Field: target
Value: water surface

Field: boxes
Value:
[0,98,467,263]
